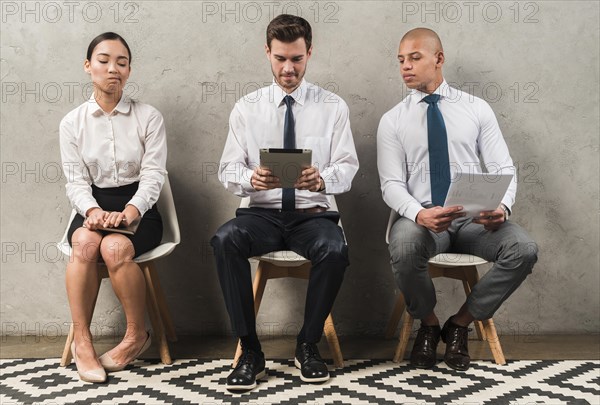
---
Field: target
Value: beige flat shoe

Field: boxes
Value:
[99,332,152,372]
[70,342,107,383]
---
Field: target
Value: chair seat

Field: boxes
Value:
[429,253,488,267]
[254,251,310,266]
[135,242,179,262]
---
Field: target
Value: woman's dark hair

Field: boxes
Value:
[86,32,132,64]
[266,14,312,51]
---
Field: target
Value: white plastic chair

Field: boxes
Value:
[59,175,180,366]
[232,196,345,368]
[384,210,506,365]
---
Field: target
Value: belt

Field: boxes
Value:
[294,207,327,214]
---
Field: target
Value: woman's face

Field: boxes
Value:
[84,39,131,99]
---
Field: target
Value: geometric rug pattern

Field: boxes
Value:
[1,359,598,404]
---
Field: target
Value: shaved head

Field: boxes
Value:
[400,28,443,54]
[397,28,445,93]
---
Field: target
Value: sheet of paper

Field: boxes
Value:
[443,173,513,217]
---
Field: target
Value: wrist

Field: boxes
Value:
[317,177,325,192]
[125,204,141,218]
[85,207,101,217]
[500,204,510,221]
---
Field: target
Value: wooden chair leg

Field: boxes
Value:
[481,318,506,365]
[393,312,414,363]
[324,313,344,368]
[60,323,75,367]
[143,264,172,365]
[233,261,270,368]
[147,262,177,342]
[385,294,406,339]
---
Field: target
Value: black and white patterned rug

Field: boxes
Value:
[1,359,598,404]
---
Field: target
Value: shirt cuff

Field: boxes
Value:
[79,200,100,218]
[127,196,149,217]
[404,204,424,223]
[500,199,513,214]
[240,167,256,193]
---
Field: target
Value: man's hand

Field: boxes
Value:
[295,167,322,192]
[416,206,465,233]
[251,166,281,190]
[472,206,505,231]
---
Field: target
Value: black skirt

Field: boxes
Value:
[67,182,163,258]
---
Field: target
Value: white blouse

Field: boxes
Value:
[59,96,167,217]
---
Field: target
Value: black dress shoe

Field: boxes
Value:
[410,323,441,369]
[294,342,330,383]
[441,318,471,371]
[226,348,266,391]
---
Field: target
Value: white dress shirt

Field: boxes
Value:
[219,79,359,209]
[377,80,517,222]
[59,95,167,217]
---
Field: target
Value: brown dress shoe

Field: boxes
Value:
[410,324,441,369]
[441,318,471,371]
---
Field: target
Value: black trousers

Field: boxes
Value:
[211,207,349,344]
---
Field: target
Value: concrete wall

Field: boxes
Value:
[1,1,598,340]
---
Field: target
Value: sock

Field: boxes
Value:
[240,333,262,353]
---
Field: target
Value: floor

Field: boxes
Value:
[2,335,598,404]
[1,334,599,361]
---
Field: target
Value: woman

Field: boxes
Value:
[60,32,167,383]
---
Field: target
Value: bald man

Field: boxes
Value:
[377,28,538,371]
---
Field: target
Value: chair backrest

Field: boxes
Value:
[385,209,400,244]
[57,174,180,260]
[156,175,180,245]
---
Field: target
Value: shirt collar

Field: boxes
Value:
[87,93,132,116]
[272,78,308,108]
[412,79,451,103]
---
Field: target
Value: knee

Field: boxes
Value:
[100,235,134,269]
[500,238,539,271]
[70,228,100,263]
[388,220,433,267]
[311,238,349,268]
[388,236,432,270]
[211,221,248,256]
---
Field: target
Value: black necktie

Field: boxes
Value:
[423,94,451,206]
[282,95,295,211]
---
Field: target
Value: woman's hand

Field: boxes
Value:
[84,205,140,230]
[84,207,108,231]
[102,205,141,228]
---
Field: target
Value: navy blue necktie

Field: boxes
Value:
[282,95,295,211]
[423,94,451,206]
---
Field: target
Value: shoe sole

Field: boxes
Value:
[443,359,470,371]
[294,358,330,383]
[225,369,266,391]
[410,361,436,369]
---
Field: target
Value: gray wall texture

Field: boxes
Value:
[1,1,599,340]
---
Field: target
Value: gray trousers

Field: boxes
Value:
[388,217,538,320]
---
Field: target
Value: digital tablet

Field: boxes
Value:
[94,216,142,235]
[259,148,312,188]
